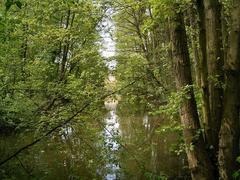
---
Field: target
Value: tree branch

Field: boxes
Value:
[0,79,138,166]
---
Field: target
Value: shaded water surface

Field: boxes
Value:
[0,101,189,179]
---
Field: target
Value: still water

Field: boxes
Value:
[0,100,189,180]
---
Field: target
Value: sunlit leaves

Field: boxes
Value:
[0,0,108,131]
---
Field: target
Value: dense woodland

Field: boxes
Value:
[0,0,240,179]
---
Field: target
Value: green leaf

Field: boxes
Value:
[233,171,240,179]
[5,0,13,11]
[5,0,22,11]
[15,1,22,9]
[236,156,240,163]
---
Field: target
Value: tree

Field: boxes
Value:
[114,0,240,179]
[0,0,108,131]
[218,0,240,178]
[171,5,215,179]
[202,0,224,157]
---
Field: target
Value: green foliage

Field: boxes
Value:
[144,171,168,180]
[3,0,235,179]
[113,0,174,113]
[0,0,113,177]
[152,85,193,118]
[5,0,22,11]
[233,156,240,179]
[0,0,109,133]
[152,85,205,156]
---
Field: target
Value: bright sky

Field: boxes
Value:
[100,9,117,70]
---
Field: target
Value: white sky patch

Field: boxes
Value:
[100,9,117,70]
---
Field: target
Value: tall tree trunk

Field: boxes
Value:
[171,9,215,180]
[196,1,219,176]
[196,0,212,144]
[221,4,229,64]
[203,0,224,151]
[188,6,201,87]
[218,1,240,179]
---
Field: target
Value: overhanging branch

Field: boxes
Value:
[0,79,138,167]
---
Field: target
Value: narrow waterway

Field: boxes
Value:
[103,100,189,179]
[0,8,190,180]
[0,99,190,179]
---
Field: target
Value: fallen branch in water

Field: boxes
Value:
[0,79,138,167]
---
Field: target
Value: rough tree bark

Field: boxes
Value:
[203,0,224,151]
[218,1,240,179]
[188,5,201,88]
[196,0,212,143]
[196,1,219,177]
[196,0,211,132]
[171,8,215,180]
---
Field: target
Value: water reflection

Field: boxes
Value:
[0,100,189,179]
[104,100,189,179]
[104,100,121,179]
[117,107,189,179]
